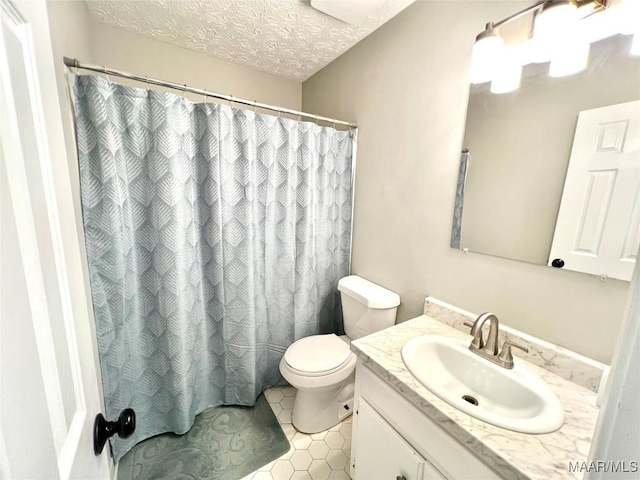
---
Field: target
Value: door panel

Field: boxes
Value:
[550,100,640,280]
[0,1,110,478]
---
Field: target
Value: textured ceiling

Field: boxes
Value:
[84,0,415,81]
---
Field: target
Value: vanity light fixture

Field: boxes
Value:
[469,0,626,93]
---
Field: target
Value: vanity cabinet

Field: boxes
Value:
[350,361,503,480]
[355,399,445,480]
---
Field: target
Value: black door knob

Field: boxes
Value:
[551,258,565,268]
[93,408,136,455]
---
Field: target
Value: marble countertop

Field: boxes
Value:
[351,315,599,480]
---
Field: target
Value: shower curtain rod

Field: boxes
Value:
[63,57,357,128]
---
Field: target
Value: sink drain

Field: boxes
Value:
[462,394,479,406]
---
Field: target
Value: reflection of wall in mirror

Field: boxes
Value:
[460,35,640,266]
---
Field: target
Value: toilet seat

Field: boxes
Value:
[283,334,352,377]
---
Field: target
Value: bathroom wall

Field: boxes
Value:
[89,22,302,110]
[302,1,630,363]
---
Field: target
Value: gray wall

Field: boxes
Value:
[89,22,301,111]
[302,1,630,363]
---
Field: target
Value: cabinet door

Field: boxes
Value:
[355,400,439,480]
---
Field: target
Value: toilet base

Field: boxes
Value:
[291,375,355,434]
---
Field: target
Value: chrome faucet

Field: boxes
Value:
[464,312,528,369]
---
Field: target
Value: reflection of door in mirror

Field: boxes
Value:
[549,101,640,281]
[454,34,640,274]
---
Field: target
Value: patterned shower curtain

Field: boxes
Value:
[73,75,353,461]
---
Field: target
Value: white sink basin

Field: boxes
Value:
[401,336,564,434]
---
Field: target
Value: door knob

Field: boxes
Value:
[93,408,136,455]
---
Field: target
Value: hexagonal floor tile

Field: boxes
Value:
[292,432,313,450]
[290,450,313,471]
[281,423,296,440]
[326,450,347,470]
[282,386,297,397]
[270,402,283,416]
[324,431,345,450]
[267,390,284,403]
[277,409,293,424]
[308,459,331,480]
[308,440,329,460]
[271,460,294,480]
[291,471,312,480]
[253,472,273,480]
[310,430,327,441]
[339,422,352,440]
[328,471,350,480]
[280,395,295,410]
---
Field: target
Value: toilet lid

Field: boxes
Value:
[284,334,352,374]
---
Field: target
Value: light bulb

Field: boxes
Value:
[470,25,504,84]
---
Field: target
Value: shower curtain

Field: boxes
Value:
[73,75,353,461]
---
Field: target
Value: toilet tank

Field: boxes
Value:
[338,275,400,340]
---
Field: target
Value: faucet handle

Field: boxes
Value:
[498,341,529,369]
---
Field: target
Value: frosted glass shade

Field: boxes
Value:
[470,34,504,84]
[490,61,522,94]
[632,33,640,56]
[534,2,578,40]
[549,40,590,77]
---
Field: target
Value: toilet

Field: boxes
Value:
[279,275,400,433]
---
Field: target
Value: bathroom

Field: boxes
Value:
[1,0,639,479]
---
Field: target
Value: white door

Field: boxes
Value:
[0,1,111,479]
[549,100,640,281]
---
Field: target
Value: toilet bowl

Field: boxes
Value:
[279,275,400,433]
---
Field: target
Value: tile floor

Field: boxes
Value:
[241,386,353,480]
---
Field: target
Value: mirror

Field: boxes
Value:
[453,34,640,280]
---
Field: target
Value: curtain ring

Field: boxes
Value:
[145,76,150,92]
[203,89,208,103]
[315,114,320,126]
[103,66,110,83]
[253,101,257,113]
[277,106,281,118]
[182,84,187,99]
[229,95,234,108]
[333,118,337,129]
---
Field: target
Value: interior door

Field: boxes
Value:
[0,1,110,478]
[549,100,640,281]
